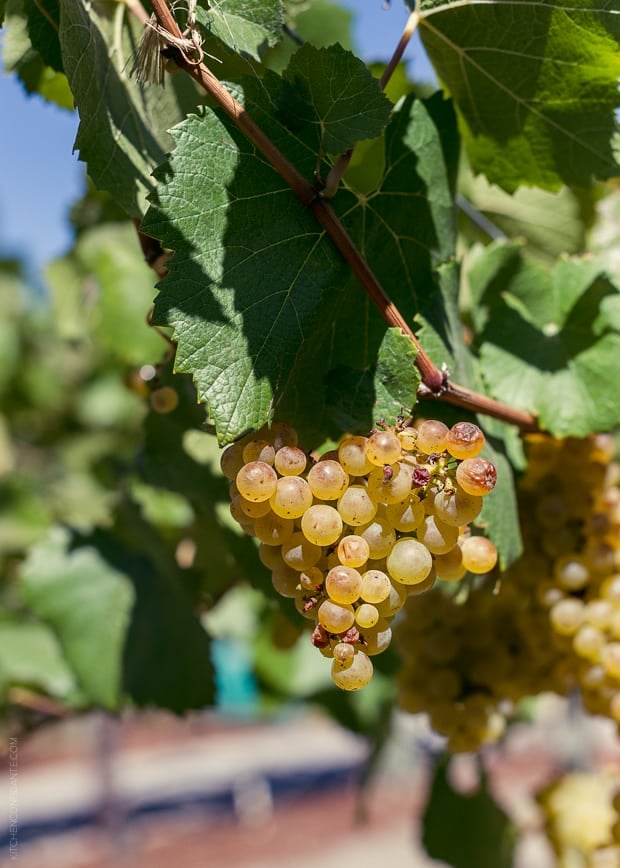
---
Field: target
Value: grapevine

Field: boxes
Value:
[225,417,497,691]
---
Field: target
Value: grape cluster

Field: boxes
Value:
[222,419,497,690]
[537,771,620,867]
[396,434,620,752]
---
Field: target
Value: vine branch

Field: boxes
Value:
[138,0,538,433]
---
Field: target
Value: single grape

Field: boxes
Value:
[434,546,466,582]
[398,427,417,451]
[549,597,585,636]
[281,532,323,571]
[601,643,620,679]
[300,504,343,546]
[433,486,482,527]
[239,496,272,519]
[236,461,278,502]
[220,442,245,480]
[270,475,313,518]
[415,419,449,455]
[417,516,459,555]
[253,511,294,546]
[573,625,605,661]
[446,422,485,459]
[242,439,276,465]
[366,430,402,466]
[360,570,391,604]
[455,458,497,497]
[460,536,498,574]
[554,555,591,592]
[337,535,370,569]
[325,566,363,605]
[362,623,393,655]
[331,650,373,690]
[384,495,425,533]
[318,599,355,633]
[386,538,433,585]
[367,462,414,504]
[333,642,355,667]
[338,436,374,476]
[258,543,285,570]
[307,459,349,500]
[355,517,396,560]
[271,565,301,598]
[269,421,299,451]
[229,495,254,528]
[299,566,324,591]
[375,580,408,617]
[406,568,437,595]
[355,603,379,629]
[150,386,179,413]
[337,485,377,526]
[274,446,307,476]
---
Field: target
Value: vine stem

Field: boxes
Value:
[140,0,538,433]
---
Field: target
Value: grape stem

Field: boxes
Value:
[139,0,538,433]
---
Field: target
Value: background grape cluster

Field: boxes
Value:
[396,434,620,752]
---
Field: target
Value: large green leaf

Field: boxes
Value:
[281,43,393,153]
[195,0,283,60]
[20,526,135,709]
[143,79,456,444]
[418,0,620,191]
[58,0,203,216]
[0,620,80,703]
[471,241,620,436]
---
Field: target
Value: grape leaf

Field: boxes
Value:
[24,0,62,72]
[0,620,80,703]
[281,43,393,153]
[418,0,620,191]
[471,241,620,436]
[20,526,135,709]
[194,0,283,60]
[422,756,515,868]
[58,0,203,217]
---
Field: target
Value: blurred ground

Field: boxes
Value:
[2,703,619,868]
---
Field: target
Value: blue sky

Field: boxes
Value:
[0,1,434,282]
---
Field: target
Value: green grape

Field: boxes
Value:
[445,422,485,459]
[355,603,379,629]
[300,504,343,546]
[384,495,425,532]
[333,642,355,667]
[229,495,253,528]
[281,532,322,571]
[337,485,377,526]
[236,461,278,502]
[398,427,417,451]
[433,546,466,582]
[270,475,313,518]
[433,486,482,527]
[387,538,433,585]
[239,496,272,519]
[406,568,437,595]
[355,517,396,560]
[416,516,459,555]
[242,439,276,465]
[554,555,591,591]
[338,436,374,476]
[274,446,307,476]
[325,566,363,604]
[455,457,497,497]
[375,580,408,617]
[415,419,449,455]
[150,386,179,413]
[367,462,413,504]
[220,442,245,480]
[366,430,402,466]
[269,421,299,451]
[253,511,294,546]
[549,597,585,636]
[601,643,620,678]
[272,565,301,598]
[584,600,613,630]
[460,536,498,574]
[299,566,324,591]
[331,650,373,690]
[360,569,391,604]
[258,543,285,570]
[573,625,605,661]
[337,535,370,569]
[307,459,349,500]
[318,599,355,633]
[362,623,392,655]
